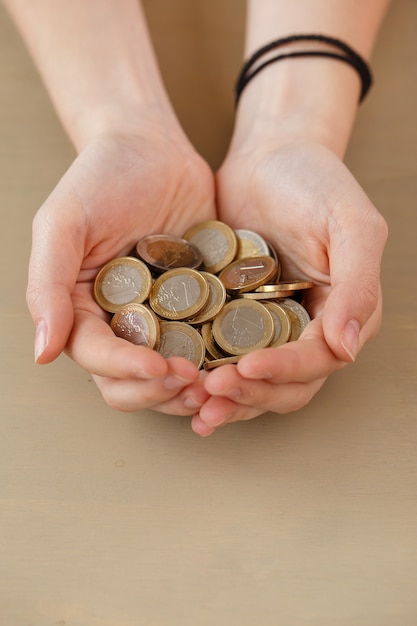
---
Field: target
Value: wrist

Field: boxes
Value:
[229,56,361,158]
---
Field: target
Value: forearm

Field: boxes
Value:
[233,0,390,156]
[3,0,180,150]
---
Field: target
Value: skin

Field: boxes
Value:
[4,0,389,434]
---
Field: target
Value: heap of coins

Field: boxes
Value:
[93,221,313,370]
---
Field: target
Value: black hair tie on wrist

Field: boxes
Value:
[235,34,372,106]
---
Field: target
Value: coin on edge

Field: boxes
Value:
[94,256,153,313]
[136,233,203,273]
[156,321,206,369]
[279,298,311,341]
[187,272,226,324]
[235,289,295,300]
[200,322,229,360]
[110,303,160,348]
[255,280,314,292]
[212,299,275,355]
[261,301,291,347]
[183,220,238,274]
[149,267,209,320]
[218,255,278,294]
[203,355,241,370]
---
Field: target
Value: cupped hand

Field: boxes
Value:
[192,139,388,436]
[27,128,216,414]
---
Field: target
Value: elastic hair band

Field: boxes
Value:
[235,34,372,106]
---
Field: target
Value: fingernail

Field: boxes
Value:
[341,319,360,362]
[183,396,203,410]
[163,375,191,391]
[34,319,48,362]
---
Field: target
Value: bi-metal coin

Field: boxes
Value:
[94,256,153,313]
[183,220,238,274]
[235,289,295,300]
[260,302,291,347]
[234,229,270,260]
[187,272,226,325]
[279,298,311,341]
[218,255,277,294]
[212,299,275,356]
[200,322,229,360]
[149,267,209,320]
[110,303,160,348]
[156,321,206,369]
[136,233,203,273]
[203,355,241,370]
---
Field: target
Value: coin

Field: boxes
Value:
[110,303,160,348]
[218,255,278,293]
[203,355,241,370]
[136,234,203,273]
[260,302,291,347]
[234,229,270,259]
[94,256,153,313]
[187,272,226,325]
[183,220,238,274]
[149,267,209,320]
[235,289,295,300]
[200,322,229,360]
[156,321,205,368]
[279,298,311,341]
[256,280,314,292]
[212,299,275,355]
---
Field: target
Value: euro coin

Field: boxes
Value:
[212,299,275,355]
[256,280,314,292]
[260,302,291,347]
[183,220,238,274]
[235,289,295,300]
[200,322,229,360]
[110,303,160,348]
[234,229,270,259]
[187,272,226,325]
[149,267,209,320]
[218,255,277,294]
[203,355,241,370]
[94,256,152,313]
[136,234,203,273]
[279,298,311,341]
[156,321,205,369]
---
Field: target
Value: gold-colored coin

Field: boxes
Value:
[156,321,205,369]
[187,272,226,325]
[94,256,152,313]
[212,299,275,356]
[255,280,314,292]
[136,234,203,273]
[183,220,238,274]
[279,298,311,341]
[234,229,270,259]
[218,256,277,294]
[110,303,160,348]
[261,302,291,347]
[203,355,241,370]
[149,267,209,320]
[235,289,295,300]
[200,323,229,360]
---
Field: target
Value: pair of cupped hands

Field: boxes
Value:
[27,120,387,436]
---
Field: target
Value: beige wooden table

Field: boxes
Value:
[1,2,416,624]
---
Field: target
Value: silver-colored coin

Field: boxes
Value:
[234,229,270,259]
[212,299,275,355]
[149,268,209,320]
[279,298,311,341]
[156,321,205,368]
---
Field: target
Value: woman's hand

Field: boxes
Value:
[27,127,216,415]
[192,139,388,436]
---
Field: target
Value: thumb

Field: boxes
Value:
[322,209,388,362]
[26,205,82,364]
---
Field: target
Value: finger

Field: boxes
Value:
[27,197,84,364]
[197,395,262,428]
[323,202,388,362]
[231,319,343,384]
